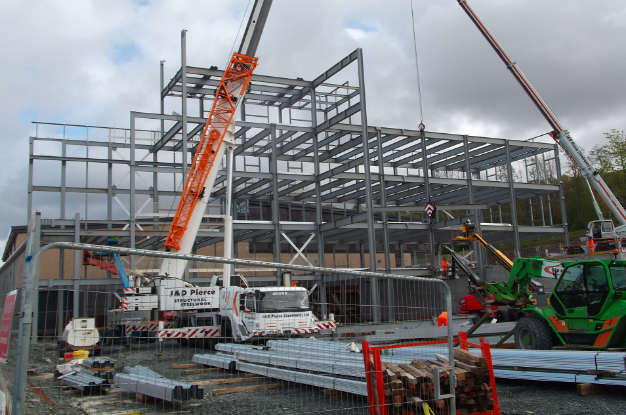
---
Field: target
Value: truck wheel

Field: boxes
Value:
[58,341,67,358]
[206,338,218,351]
[221,320,233,343]
[514,317,553,350]
[99,328,113,346]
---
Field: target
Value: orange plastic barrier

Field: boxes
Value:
[362,331,500,415]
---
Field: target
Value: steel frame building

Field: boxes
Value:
[21,38,569,319]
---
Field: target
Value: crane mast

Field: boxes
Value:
[160,0,272,279]
[458,0,626,227]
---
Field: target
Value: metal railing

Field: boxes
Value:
[3,242,455,415]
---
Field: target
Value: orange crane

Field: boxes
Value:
[164,53,258,251]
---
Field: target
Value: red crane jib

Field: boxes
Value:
[82,252,118,275]
[165,53,258,251]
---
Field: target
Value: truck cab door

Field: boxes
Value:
[551,262,610,323]
[584,263,610,317]
[241,293,256,331]
[551,264,586,320]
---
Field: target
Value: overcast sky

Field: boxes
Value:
[1,0,625,251]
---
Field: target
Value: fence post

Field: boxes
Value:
[12,212,41,415]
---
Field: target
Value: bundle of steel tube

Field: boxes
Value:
[114,366,203,401]
[494,369,626,385]
[193,352,237,370]
[61,372,106,392]
[207,339,626,389]
[81,357,115,369]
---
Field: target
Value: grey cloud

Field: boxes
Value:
[1,0,624,250]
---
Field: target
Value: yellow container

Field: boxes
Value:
[73,350,89,360]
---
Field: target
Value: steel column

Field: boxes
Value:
[356,48,380,322]
[129,113,137,274]
[30,214,41,344]
[420,130,435,275]
[61,140,66,219]
[505,141,521,256]
[463,135,484,278]
[57,247,65,338]
[270,124,281,283]
[376,128,393,321]
[181,30,189,179]
[27,137,34,222]
[107,141,113,229]
[73,213,80,317]
[554,145,570,245]
[310,85,327,316]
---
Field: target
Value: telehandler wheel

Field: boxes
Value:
[514,317,553,350]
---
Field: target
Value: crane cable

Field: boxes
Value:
[410,0,425,131]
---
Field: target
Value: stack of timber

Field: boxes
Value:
[379,348,493,415]
[448,349,494,415]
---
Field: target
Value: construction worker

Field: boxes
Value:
[441,259,450,276]
[437,311,448,327]
[588,237,595,253]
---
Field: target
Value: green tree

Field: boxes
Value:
[605,129,626,173]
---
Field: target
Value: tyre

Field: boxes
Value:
[515,310,527,321]
[208,337,219,350]
[99,328,113,346]
[221,319,233,343]
[514,317,553,350]
[495,310,510,323]
[58,341,67,358]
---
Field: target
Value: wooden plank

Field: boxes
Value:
[171,363,204,369]
[181,368,223,375]
[576,383,607,396]
[191,377,265,386]
[453,349,487,367]
[400,364,432,381]
[212,383,287,395]
[453,359,481,374]
[28,373,54,382]
[435,352,471,380]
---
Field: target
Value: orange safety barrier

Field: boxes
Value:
[362,331,500,415]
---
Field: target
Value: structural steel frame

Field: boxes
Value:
[24,37,568,320]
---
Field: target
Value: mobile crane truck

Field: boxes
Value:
[116,0,334,348]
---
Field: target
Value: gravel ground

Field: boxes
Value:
[2,339,625,415]
[497,379,626,415]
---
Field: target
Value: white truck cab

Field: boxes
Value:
[219,285,335,342]
[586,220,617,240]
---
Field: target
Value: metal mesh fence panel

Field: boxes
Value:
[4,243,455,415]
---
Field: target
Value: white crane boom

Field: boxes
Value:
[458,0,626,227]
[160,0,272,279]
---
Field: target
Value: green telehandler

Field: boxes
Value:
[451,221,626,350]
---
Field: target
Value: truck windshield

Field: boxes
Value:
[609,265,626,290]
[257,291,310,313]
